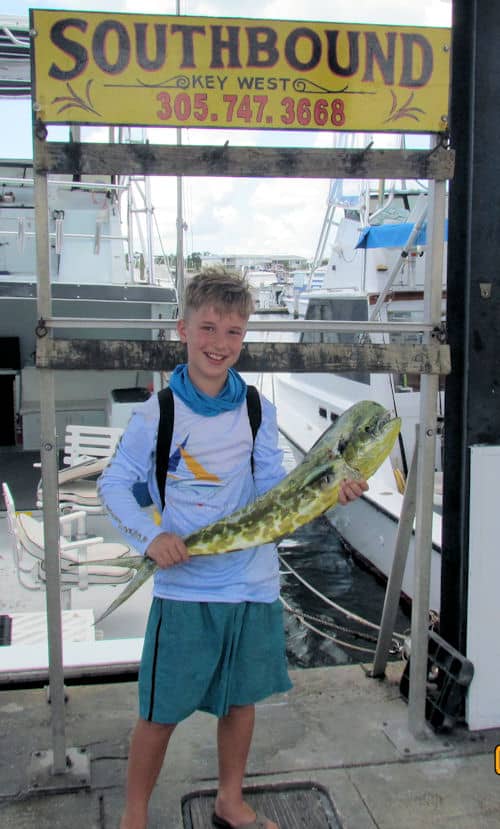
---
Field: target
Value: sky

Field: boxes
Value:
[0,0,452,260]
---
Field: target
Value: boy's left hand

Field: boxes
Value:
[338,478,369,505]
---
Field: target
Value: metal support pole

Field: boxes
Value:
[369,201,428,321]
[176,145,185,313]
[127,177,134,277]
[408,175,447,737]
[144,174,155,284]
[371,431,419,677]
[408,375,439,735]
[175,0,185,313]
[33,137,67,774]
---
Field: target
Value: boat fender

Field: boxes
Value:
[394,467,406,494]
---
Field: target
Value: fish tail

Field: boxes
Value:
[93,558,156,624]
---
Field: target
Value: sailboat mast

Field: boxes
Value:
[175,0,185,314]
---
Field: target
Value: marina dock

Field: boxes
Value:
[1,661,499,828]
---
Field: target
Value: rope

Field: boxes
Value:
[279,555,406,642]
[294,608,379,643]
[280,596,377,655]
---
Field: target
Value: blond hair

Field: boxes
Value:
[183,267,255,319]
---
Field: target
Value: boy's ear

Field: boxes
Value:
[176,318,187,342]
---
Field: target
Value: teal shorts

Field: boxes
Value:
[139,597,292,724]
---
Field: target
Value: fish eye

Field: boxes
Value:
[364,415,381,435]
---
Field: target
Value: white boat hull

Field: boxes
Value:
[328,486,441,613]
[275,372,442,612]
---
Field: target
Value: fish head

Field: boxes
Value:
[338,401,401,479]
[298,400,401,493]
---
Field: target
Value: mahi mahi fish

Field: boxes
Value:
[78,400,400,622]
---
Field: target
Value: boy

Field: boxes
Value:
[99,268,367,829]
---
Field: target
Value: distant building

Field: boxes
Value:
[200,253,309,273]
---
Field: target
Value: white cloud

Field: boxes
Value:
[26,0,451,26]
[6,0,451,24]
[184,0,450,26]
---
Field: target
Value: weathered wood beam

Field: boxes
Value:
[36,142,455,181]
[37,339,451,375]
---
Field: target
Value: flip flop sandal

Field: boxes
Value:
[212,811,271,829]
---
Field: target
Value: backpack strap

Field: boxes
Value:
[156,386,174,511]
[245,385,262,474]
[155,384,262,511]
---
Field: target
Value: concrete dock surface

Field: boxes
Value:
[1,662,500,829]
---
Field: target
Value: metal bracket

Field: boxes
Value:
[28,746,91,793]
[431,322,447,343]
[382,716,454,757]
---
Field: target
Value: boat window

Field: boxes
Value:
[319,407,327,418]
[300,327,370,384]
[305,298,368,324]
[388,308,446,393]
[302,297,370,384]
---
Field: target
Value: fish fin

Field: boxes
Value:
[304,458,365,492]
[302,462,335,488]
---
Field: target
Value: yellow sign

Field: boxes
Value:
[30,10,450,133]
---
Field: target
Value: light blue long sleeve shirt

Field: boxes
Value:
[98,390,286,602]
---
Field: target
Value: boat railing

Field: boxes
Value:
[0,174,128,192]
[0,168,177,290]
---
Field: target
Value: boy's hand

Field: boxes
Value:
[146,532,189,568]
[338,478,369,506]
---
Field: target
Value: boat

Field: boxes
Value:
[242,267,289,310]
[0,151,178,450]
[0,14,178,454]
[273,177,446,612]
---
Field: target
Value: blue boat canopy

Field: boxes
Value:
[356,220,448,249]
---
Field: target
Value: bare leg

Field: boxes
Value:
[120,717,176,829]
[215,704,278,829]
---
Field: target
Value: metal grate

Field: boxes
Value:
[182,782,343,829]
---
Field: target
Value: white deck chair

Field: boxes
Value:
[62,424,124,467]
[35,424,124,513]
[36,456,109,513]
[2,482,133,605]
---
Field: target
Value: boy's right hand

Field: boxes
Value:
[146,532,189,568]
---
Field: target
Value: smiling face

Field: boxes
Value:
[176,304,248,396]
